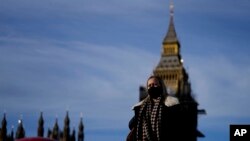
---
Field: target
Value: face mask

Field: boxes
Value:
[148,86,162,99]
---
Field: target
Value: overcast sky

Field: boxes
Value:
[1,0,250,141]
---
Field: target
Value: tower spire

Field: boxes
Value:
[163,0,178,44]
[1,113,7,141]
[52,118,59,140]
[16,117,25,139]
[170,0,174,17]
[63,111,70,141]
[37,112,44,137]
[78,114,84,141]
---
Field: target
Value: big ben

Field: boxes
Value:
[153,2,191,98]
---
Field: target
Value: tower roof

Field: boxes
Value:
[78,117,84,131]
[163,2,179,44]
[38,112,44,125]
[2,113,7,126]
[64,111,70,125]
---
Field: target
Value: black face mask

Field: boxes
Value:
[148,86,162,99]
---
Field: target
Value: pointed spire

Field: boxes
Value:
[52,118,59,140]
[64,111,70,126]
[1,113,7,141]
[78,117,84,132]
[37,112,44,137]
[47,128,52,138]
[10,126,14,141]
[63,111,70,141]
[16,118,25,139]
[78,114,84,141]
[38,112,44,125]
[71,128,76,141]
[170,0,174,17]
[2,113,7,127]
[163,0,179,44]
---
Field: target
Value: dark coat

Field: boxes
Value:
[128,96,195,141]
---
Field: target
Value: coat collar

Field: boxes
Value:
[132,95,179,110]
[164,95,179,107]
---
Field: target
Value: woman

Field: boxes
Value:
[128,75,187,141]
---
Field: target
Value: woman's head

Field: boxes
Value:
[146,75,167,99]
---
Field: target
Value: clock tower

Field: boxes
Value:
[153,2,191,98]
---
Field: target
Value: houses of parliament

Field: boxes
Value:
[0,1,205,141]
[0,112,84,141]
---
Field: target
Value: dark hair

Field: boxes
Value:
[147,75,162,87]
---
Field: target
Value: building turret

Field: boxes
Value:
[15,119,25,139]
[63,111,70,141]
[78,116,84,141]
[37,112,44,137]
[9,126,14,141]
[47,128,52,138]
[52,118,60,140]
[70,128,75,141]
[0,113,7,141]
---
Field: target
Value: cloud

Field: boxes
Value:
[186,53,250,118]
[0,0,164,22]
[0,36,158,130]
[176,0,250,18]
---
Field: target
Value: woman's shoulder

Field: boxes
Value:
[164,95,180,107]
[131,95,180,110]
[131,98,147,110]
